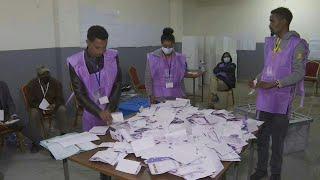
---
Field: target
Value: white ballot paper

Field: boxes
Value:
[112,112,125,123]
[89,126,109,135]
[147,157,177,175]
[116,159,142,175]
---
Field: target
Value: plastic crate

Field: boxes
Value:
[119,97,150,116]
[234,104,313,154]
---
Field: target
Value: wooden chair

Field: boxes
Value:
[0,123,26,152]
[128,65,146,94]
[209,78,235,109]
[21,85,53,139]
[304,60,320,95]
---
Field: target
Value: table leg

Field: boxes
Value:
[0,171,4,180]
[233,162,239,180]
[202,73,204,102]
[247,140,255,180]
[193,77,196,103]
[63,159,70,180]
[100,173,111,180]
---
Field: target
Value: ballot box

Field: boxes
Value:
[234,104,313,154]
[119,97,150,116]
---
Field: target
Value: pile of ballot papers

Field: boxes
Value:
[89,98,264,179]
[40,132,100,160]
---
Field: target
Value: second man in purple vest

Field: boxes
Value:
[68,25,122,131]
[145,27,187,103]
[249,7,309,180]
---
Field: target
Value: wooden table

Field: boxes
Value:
[184,70,206,102]
[62,133,256,180]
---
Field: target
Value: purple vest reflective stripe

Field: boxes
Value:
[67,49,118,131]
[256,36,309,115]
[147,52,186,99]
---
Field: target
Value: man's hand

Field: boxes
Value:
[10,114,19,120]
[47,104,56,111]
[248,80,255,89]
[99,110,113,125]
[256,81,276,89]
[248,79,258,89]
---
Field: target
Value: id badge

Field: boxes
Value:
[39,98,50,110]
[263,66,274,81]
[99,96,109,105]
[0,110,4,121]
[166,82,174,89]
[93,87,105,103]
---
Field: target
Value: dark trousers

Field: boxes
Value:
[256,111,289,175]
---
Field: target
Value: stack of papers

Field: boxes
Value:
[51,132,99,147]
[131,137,155,157]
[147,157,178,175]
[111,112,125,123]
[246,118,264,133]
[90,148,127,166]
[40,132,100,160]
[47,143,80,160]
[115,159,142,175]
[86,98,258,179]
[89,126,109,135]
[76,142,97,151]
[98,142,115,148]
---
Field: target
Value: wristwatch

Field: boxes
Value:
[275,80,281,88]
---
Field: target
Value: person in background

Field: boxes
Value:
[209,52,236,108]
[26,66,68,153]
[0,80,23,139]
[145,27,187,103]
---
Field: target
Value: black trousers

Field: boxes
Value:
[256,111,289,175]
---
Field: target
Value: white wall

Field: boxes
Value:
[53,0,81,48]
[183,0,320,42]
[170,0,184,42]
[0,0,56,50]
[0,0,177,51]
[88,0,170,25]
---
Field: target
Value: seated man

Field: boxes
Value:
[0,81,22,129]
[26,66,68,153]
[209,52,236,108]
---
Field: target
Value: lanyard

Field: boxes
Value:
[273,38,282,53]
[38,79,49,98]
[164,55,173,77]
[94,65,101,87]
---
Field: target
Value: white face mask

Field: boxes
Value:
[223,57,231,63]
[162,47,174,55]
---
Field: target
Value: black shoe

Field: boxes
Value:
[30,143,41,153]
[270,174,280,180]
[250,170,268,180]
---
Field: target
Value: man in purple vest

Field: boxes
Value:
[145,27,187,103]
[68,25,122,132]
[249,7,309,180]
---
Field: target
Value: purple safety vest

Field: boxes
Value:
[147,51,186,99]
[67,49,118,131]
[256,36,309,115]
